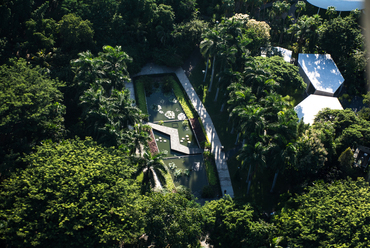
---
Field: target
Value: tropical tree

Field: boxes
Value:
[0,137,144,247]
[200,23,222,92]
[80,86,146,147]
[326,6,337,20]
[125,123,151,155]
[133,151,168,193]
[295,1,306,20]
[276,178,370,248]
[289,14,322,53]
[0,58,65,177]
[143,192,203,248]
[265,109,298,192]
[202,195,274,247]
[254,56,306,96]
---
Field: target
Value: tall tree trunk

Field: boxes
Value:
[270,169,279,193]
[214,87,220,102]
[235,133,239,145]
[203,57,209,82]
[246,163,252,194]
[220,103,225,112]
[208,55,216,92]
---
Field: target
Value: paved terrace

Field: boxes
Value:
[147,122,203,155]
[131,63,234,197]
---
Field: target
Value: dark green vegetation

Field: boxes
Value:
[0,0,369,247]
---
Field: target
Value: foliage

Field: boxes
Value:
[80,86,146,148]
[202,196,275,247]
[0,58,65,176]
[144,192,203,248]
[254,56,306,96]
[133,77,149,116]
[295,129,328,178]
[0,137,143,247]
[203,151,218,186]
[276,178,370,248]
[314,109,370,156]
[133,151,167,193]
[58,13,95,53]
[338,147,355,175]
[318,15,366,95]
[171,75,196,119]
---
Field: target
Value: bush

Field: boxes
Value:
[201,185,215,198]
[176,185,193,200]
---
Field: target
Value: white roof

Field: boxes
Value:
[274,47,292,63]
[294,95,343,124]
[298,53,344,94]
[307,0,364,11]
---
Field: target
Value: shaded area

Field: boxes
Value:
[164,155,208,198]
[189,118,207,145]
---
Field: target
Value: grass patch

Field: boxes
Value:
[164,169,176,191]
[203,151,222,196]
[133,77,149,115]
[170,75,196,119]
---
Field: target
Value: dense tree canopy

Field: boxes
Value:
[276,178,370,247]
[202,195,274,247]
[0,138,143,247]
[254,56,306,96]
[0,58,65,176]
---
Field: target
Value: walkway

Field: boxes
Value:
[147,122,203,155]
[132,63,234,197]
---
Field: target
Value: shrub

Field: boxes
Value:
[176,185,192,200]
[198,117,209,143]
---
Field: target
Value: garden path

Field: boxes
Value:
[131,63,234,197]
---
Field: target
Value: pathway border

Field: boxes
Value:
[131,63,234,197]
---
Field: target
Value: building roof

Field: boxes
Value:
[274,47,292,63]
[298,53,344,95]
[307,0,364,11]
[294,95,343,124]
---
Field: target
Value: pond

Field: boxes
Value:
[146,87,187,123]
[164,154,208,198]
[141,75,208,196]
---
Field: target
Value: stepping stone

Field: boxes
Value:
[180,140,183,143]
[186,135,189,138]
[160,140,162,142]
[164,140,167,143]
[187,141,191,144]
[156,139,159,142]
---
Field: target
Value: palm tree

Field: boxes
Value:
[200,23,222,92]
[295,1,306,20]
[71,50,104,94]
[237,141,266,195]
[99,45,133,92]
[265,109,298,192]
[127,123,151,155]
[133,151,168,193]
[326,6,337,20]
